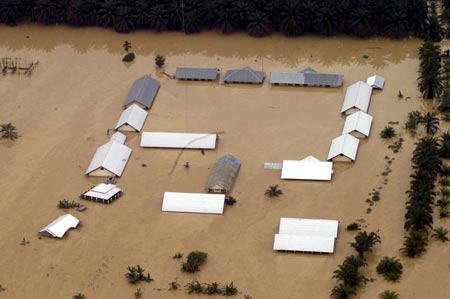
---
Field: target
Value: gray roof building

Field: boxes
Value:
[270,68,343,87]
[224,67,265,84]
[175,67,220,81]
[206,154,241,194]
[123,75,160,110]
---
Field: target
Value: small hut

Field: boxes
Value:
[39,214,79,238]
[206,154,241,194]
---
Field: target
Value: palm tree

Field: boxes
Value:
[246,10,271,37]
[230,0,255,30]
[376,256,403,282]
[419,112,440,135]
[0,0,26,26]
[112,6,135,33]
[0,123,18,140]
[30,0,68,25]
[147,4,169,32]
[400,229,428,258]
[278,0,305,36]
[183,9,203,34]
[330,283,356,299]
[265,185,283,198]
[379,290,399,299]
[349,231,381,257]
[347,6,371,37]
[431,227,449,242]
[313,6,339,36]
[96,0,116,27]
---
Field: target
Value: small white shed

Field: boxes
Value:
[327,133,360,162]
[341,81,373,115]
[115,104,148,132]
[39,214,79,238]
[366,75,385,89]
[86,139,132,177]
[342,111,373,138]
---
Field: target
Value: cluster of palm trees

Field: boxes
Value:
[401,136,442,257]
[331,231,381,299]
[0,0,429,38]
[418,41,442,100]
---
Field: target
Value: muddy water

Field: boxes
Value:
[0,24,448,299]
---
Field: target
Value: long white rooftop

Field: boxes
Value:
[140,132,217,149]
[162,192,225,214]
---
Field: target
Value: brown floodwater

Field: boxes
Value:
[0,24,448,299]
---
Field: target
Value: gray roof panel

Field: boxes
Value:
[206,154,241,192]
[175,67,219,80]
[123,75,160,109]
[224,67,265,84]
[303,73,343,87]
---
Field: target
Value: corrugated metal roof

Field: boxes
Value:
[115,104,148,132]
[206,154,241,192]
[86,140,132,176]
[269,72,304,85]
[264,162,283,170]
[327,133,360,161]
[224,67,265,84]
[162,192,225,214]
[273,234,336,253]
[341,81,373,113]
[39,214,79,238]
[123,75,160,109]
[304,73,343,86]
[82,183,122,200]
[366,75,385,89]
[175,67,219,80]
[342,111,373,137]
[140,132,217,149]
[281,160,333,181]
[279,218,339,237]
[110,132,126,144]
[302,67,317,73]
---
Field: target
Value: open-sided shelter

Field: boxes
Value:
[224,67,265,84]
[342,111,373,138]
[86,133,132,177]
[270,68,343,87]
[206,154,241,194]
[39,214,79,238]
[115,104,148,132]
[341,81,373,115]
[175,67,219,81]
[81,183,123,204]
[123,75,160,110]
[327,133,360,162]
[162,192,225,214]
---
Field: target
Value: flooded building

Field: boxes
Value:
[270,68,343,87]
[206,154,241,193]
[175,67,220,81]
[341,81,373,115]
[342,111,373,138]
[123,75,160,110]
[327,133,360,162]
[115,104,148,132]
[224,67,265,84]
[81,183,123,204]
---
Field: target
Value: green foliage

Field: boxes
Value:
[379,290,400,299]
[346,223,361,231]
[155,54,165,68]
[400,229,428,258]
[350,231,381,257]
[0,123,18,140]
[181,251,207,273]
[225,195,237,205]
[372,191,380,202]
[123,40,132,53]
[418,41,442,99]
[431,227,449,242]
[73,294,86,299]
[134,288,142,299]
[205,282,221,295]
[223,282,238,296]
[125,265,153,284]
[376,257,403,282]
[405,111,422,130]
[439,207,450,218]
[441,177,450,186]
[331,283,356,299]
[172,252,183,259]
[169,280,180,290]
[57,199,81,209]
[419,112,440,135]
[122,52,135,62]
[264,185,283,198]
[380,126,396,139]
[440,132,450,159]
[185,280,204,294]
[441,164,450,176]
[439,90,450,112]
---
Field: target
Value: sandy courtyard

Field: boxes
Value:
[0,24,449,298]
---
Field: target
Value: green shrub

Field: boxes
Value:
[330,283,356,299]
[222,282,238,296]
[185,280,203,294]
[125,265,153,284]
[379,290,399,299]
[205,282,221,294]
[134,288,143,299]
[376,257,403,282]
[73,294,86,299]
[168,280,180,290]
[181,251,207,272]
[264,185,283,197]
[440,177,450,186]
[346,223,361,231]
[372,191,381,202]
[172,252,183,259]
[57,199,80,209]
[122,52,135,62]
[440,207,450,218]
[155,54,165,68]
[405,111,422,130]
[380,126,396,139]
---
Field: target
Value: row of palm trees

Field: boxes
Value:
[331,231,381,298]
[418,41,442,100]
[0,0,430,38]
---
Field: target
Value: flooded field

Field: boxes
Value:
[0,24,448,298]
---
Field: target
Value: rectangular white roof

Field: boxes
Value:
[366,75,385,89]
[273,234,336,253]
[86,140,132,176]
[162,192,225,214]
[327,133,360,161]
[140,132,217,149]
[279,218,339,238]
[83,183,122,200]
[39,214,79,238]
[342,111,373,137]
[281,160,333,181]
[110,131,126,144]
[341,81,372,113]
[115,104,148,132]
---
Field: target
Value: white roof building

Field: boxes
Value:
[115,104,148,132]
[110,131,127,144]
[140,132,217,149]
[86,135,132,177]
[39,214,79,238]
[81,183,123,204]
[341,81,373,115]
[281,160,333,181]
[366,75,385,89]
[162,192,225,214]
[342,111,373,138]
[327,133,360,162]
[273,218,339,253]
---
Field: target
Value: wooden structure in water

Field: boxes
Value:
[1,57,39,75]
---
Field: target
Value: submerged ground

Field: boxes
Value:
[0,24,449,298]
